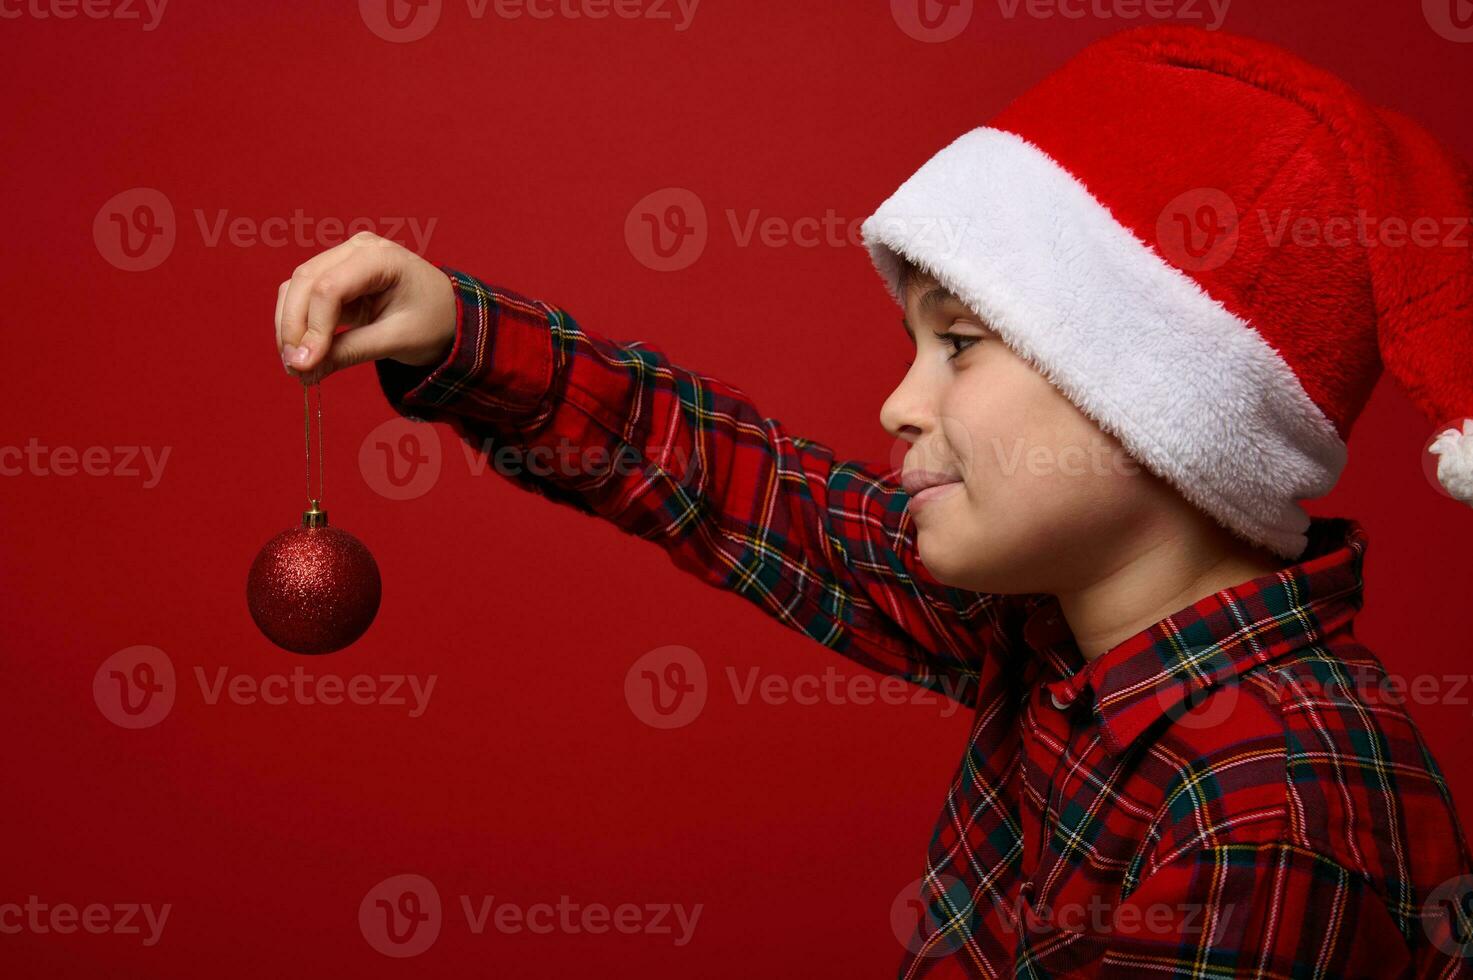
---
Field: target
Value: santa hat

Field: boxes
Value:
[860,25,1473,561]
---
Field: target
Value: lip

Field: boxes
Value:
[901,469,964,512]
[908,481,962,512]
[901,469,962,495]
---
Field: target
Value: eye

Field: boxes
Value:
[933,329,982,361]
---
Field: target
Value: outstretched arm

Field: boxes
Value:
[271,235,1036,709]
[375,267,1036,709]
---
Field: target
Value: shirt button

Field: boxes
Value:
[1050,689,1073,710]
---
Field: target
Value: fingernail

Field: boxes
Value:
[281,345,298,366]
[291,344,311,366]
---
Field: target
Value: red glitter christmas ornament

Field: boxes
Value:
[247,501,381,655]
[247,381,381,655]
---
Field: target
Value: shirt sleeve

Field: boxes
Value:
[373,265,1036,708]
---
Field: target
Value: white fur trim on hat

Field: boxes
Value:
[1430,420,1473,504]
[860,127,1347,561]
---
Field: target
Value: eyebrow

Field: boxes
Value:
[900,285,964,341]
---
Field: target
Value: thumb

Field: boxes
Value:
[302,321,397,383]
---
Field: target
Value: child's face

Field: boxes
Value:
[880,272,1161,595]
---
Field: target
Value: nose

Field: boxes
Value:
[880,363,930,444]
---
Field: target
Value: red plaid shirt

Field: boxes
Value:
[377,267,1473,978]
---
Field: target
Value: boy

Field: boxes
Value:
[274,24,1473,978]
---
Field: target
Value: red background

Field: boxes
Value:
[4,0,1471,975]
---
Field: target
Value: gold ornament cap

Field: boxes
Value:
[302,499,329,528]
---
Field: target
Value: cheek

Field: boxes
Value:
[943,366,1140,514]
[938,367,1050,490]
[918,361,1161,590]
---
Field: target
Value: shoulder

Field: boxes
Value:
[1143,636,1471,889]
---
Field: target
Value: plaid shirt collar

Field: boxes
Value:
[1023,516,1369,756]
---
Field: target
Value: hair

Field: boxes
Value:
[896,255,940,300]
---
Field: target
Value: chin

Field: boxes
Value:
[916,529,965,585]
[919,527,1011,593]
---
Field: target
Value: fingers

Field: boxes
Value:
[277,235,364,360]
[273,278,287,366]
[318,319,398,380]
[278,233,400,373]
[285,319,397,385]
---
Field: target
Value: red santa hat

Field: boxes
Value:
[860,25,1473,561]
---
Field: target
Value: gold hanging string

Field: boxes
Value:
[302,378,326,525]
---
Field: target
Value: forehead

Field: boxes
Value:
[900,277,966,340]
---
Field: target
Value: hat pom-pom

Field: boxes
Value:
[1429,420,1473,504]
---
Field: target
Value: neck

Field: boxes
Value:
[1055,522,1291,662]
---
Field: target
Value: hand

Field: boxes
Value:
[274,231,457,383]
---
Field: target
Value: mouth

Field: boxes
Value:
[909,482,963,511]
[901,469,964,512]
